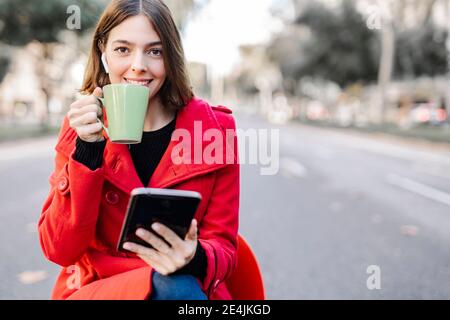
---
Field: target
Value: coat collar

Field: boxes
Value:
[58,97,229,194]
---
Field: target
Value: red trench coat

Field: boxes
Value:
[38,97,240,300]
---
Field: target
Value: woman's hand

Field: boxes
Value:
[68,87,105,143]
[123,219,199,276]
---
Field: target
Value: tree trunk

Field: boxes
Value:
[445,0,450,118]
[377,20,395,123]
[35,43,52,130]
[422,0,437,25]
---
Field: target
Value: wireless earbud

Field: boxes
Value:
[101,53,110,74]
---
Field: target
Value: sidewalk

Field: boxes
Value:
[297,120,450,153]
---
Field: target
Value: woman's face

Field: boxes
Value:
[103,15,166,101]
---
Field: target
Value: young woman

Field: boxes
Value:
[38,0,239,300]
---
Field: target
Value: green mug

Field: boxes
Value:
[96,84,150,144]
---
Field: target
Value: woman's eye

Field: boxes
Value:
[114,47,129,54]
[148,49,163,57]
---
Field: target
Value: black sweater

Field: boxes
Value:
[73,118,207,280]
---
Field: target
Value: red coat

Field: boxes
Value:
[38,98,240,300]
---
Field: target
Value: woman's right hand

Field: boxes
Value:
[68,87,105,143]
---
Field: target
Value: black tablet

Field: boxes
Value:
[117,188,202,252]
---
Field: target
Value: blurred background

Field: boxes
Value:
[1,0,450,299]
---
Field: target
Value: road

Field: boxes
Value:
[1,113,450,299]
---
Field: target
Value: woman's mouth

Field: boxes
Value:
[123,78,153,86]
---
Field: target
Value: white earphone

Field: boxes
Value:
[101,53,110,74]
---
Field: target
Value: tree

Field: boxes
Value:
[0,0,105,45]
[0,0,106,127]
[269,0,379,88]
[394,24,448,77]
[0,53,10,84]
[373,0,444,120]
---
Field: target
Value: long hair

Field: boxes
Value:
[80,0,193,110]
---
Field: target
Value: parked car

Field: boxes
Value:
[409,101,447,126]
[305,100,330,121]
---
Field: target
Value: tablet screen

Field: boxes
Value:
[117,188,201,252]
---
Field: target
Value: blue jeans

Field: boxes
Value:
[150,272,208,300]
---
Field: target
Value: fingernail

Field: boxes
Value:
[123,243,131,250]
[136,229,145,237]
[152,223,160,231]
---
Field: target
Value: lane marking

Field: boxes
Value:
[387,174,450,207]
[411,163,450,182]
[18,270,48,285]
[281,157,308,178]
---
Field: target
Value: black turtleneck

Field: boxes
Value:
[128,117,176,187]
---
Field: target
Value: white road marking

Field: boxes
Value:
[411,163,450,181]
[387,174,450,207]
[281,157,308,178]
[17,270,48,285]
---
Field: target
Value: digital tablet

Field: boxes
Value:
[117,188,202,252]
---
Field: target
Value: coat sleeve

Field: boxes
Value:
[198,111,240,297]
[38,117,106,267]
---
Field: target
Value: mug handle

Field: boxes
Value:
[96,97,110,137]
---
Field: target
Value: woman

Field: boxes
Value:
[38,0,239,300]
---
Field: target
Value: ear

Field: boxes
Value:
[101,53,110,74]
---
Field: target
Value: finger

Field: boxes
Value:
[70,96,92,109]
[137,254,170,276]
[185,219,198,241]
[137,254,168,274]
[72,90,102,109]
[136,229,171,254]
[76,121,103,137]
[92,87,104,107]
[123,242,157,257]
[155,253,179,274]
[70,111,99,128]
[93,87,103,98]
[153,241,191,270]
[79,103,103,118]
[72,104,102,119]
[68,106,89,121]
[151,223,184,249]
[131,244,177,274]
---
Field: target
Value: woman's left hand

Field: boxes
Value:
[123,219,198,276]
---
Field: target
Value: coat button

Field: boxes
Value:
[105,191,119,205]
[57,177,69,192]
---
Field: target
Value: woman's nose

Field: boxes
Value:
[131,53,148,73]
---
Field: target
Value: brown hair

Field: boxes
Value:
[80,0,194,110]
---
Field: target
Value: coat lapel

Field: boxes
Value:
[102,97,228,193]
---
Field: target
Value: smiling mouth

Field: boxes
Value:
[124,78,153,86]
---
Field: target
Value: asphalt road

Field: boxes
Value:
[1,113,450,299]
